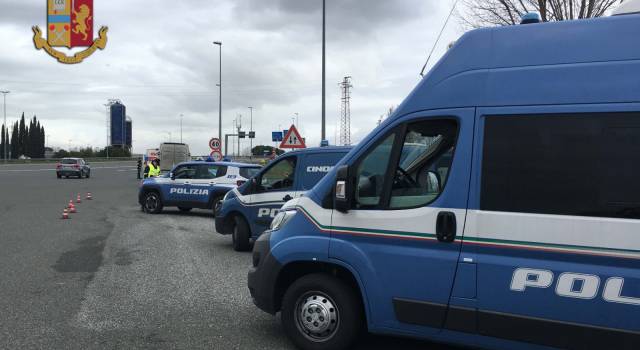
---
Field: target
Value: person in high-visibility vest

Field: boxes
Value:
[151,159,161,177]
[148,160,160,177]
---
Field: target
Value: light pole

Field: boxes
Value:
[248,106,253,157]
[164,131,172,142]
[321,0,326,142]
[1,90,9,163]
[213,41,222,150]
[179,114,183,143]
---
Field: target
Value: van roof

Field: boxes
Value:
[394,13,640,117]
[281,146,353,156]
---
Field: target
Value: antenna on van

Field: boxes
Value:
[419,0,459,78]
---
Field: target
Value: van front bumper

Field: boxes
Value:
[247,230,282,315]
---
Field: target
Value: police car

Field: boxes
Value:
[248,8,640,350]
[215,147,351,251]
[138,161,260,214]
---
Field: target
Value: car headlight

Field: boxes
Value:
[270,210,297,231]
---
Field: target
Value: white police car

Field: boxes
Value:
[138,161,261,214]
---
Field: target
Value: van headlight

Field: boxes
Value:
[270,210,297,231]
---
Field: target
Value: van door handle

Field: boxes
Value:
[283,194,293,201]
[436,211,456,243]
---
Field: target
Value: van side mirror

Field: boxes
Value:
[335,165,352,213]
[170,172,175,180]
[250,178,259,193]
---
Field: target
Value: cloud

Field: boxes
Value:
[0,0,461,155]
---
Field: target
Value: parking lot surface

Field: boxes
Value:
[0,162,462,349]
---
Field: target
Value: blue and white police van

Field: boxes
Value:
[215,147,351,251]
[138,161,260,214]
[248,7,640,350]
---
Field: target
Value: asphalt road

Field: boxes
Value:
[0,161,463,349]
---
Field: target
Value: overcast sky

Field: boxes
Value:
[0,0,464,155]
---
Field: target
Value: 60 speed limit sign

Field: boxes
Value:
[209,138,221,151]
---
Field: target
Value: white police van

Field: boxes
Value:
[139,161,260,214]
[248,7,640,350]
[215,147,351,251]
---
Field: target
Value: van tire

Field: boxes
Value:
[281,273,363,350]
[232,215,251,251]
[143,191,163,214]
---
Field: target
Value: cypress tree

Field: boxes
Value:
[10,122,18,159]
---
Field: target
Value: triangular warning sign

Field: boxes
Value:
[280,124,306,149]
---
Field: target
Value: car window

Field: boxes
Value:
[259,157,297,191]
[173,165,197,179]
[354,134,396,209]
[61,159,77,164]
[240,167,261,179]
[389,119,458,209]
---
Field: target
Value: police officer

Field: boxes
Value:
[149,159,161,177]
[143,160,150,178]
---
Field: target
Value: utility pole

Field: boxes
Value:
[321,0,326,142]
[339,76,352,146]
[1,90,9,163]
[248,107,253,157]
[213,41,222,148]
[236,114,242,157]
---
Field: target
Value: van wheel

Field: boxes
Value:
[231,216,251,251]
[178,207,192,212]
[143,191,163,214]
[281,273,363,350]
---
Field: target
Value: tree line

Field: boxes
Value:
[0,113,46,159]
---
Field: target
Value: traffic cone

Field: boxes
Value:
[68,200,75,210]
[69,204,76,213]
[86,192,92,200]
[61,208,69,219]
[76,194,82,203]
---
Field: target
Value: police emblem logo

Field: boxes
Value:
[32,0,108,64]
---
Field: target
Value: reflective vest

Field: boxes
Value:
[148,163,160,177]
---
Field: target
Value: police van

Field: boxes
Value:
[248,8,640,350]
[139,161,260,214]
[215,147,351,251]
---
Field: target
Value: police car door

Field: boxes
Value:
[164,164,197,202]
[249,155,300,227]
[330,111,473,333]
[187,164,218,206]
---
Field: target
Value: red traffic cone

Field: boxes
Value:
[61,208,69,219]
[76,194,82,203]
[69,204,77,213]
[68,200,75,209]
[86,192,92,200]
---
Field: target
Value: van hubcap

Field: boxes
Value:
[295,292,339,341]
[145,195,158,210]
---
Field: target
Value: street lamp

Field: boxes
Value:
[1,90,9,163]
[248,106,253,157]
[179,114,183,143]
[213,41,222,150]
[164,131,172,142]
[321,0,326,142]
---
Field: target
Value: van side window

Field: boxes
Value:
[482,113,640,219]
[355,134,396,208]
[259,157,297,191]
[389,119,458,209]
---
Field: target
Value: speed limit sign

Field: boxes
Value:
[210,150,223,161]
[209,138,221,151]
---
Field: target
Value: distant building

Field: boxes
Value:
[125,116,132,148]
[109,101,132,149]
